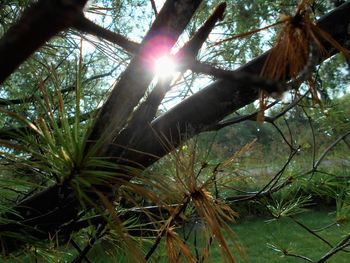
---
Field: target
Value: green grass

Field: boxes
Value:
[220,210,349,263]
[6,209,349,262]
[145,209,349,263]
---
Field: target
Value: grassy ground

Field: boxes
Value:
[204,209,349,263]
[13,209,348,262]
[145,209,349,263]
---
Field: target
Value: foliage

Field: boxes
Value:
[0,0,349,262]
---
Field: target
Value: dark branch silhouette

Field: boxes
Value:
[0,0,88,84]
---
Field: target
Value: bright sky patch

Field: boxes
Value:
[154,55,176,79]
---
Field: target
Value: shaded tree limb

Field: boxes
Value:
[85,0,202,156]
[69,3,284,94]
[73,15,139,54]
[0,0,88,84]
[109,2,350,168]
[110,2,227,158]
[175,2,227,66]
[0,0,203,253]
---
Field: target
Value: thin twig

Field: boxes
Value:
[315,235,350,263]
[342,137,350,150]
[261,148,299,194]
[269,91,310,121]
[312,222,337,232]
[225,176,293,203]
[312,130,350,172]
[70,239,93,263]
[301,107,317,171]
[150,0,158,16]
[175,219,197,261]
[285,251,313,262]
[270,121,295,150]
[290,217,333,248]
[283,117,295,152]
[71,224,106,263]
[206,101,279,131]
[145,200,189,261]
[207,90,309,132]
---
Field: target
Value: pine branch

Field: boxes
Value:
[175,2,227,67]
[0,2,349,254]
[109,2,227,158]
[110,2,350,168]
[0,0,88,84]
[291,217,333,248]
[315,235,350,263]
[150,0,158,16]
[0,66,118,106]
[85,0,202,156]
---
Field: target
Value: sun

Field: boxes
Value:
[154,55,176,79]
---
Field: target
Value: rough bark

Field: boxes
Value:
[0,0,88,84]
[106,2,350,168]
[85,0,202,156]
[0,0,203,253]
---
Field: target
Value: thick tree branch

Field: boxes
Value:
[0,2,349,254]
[109,2,350,168]
[0,0,203,253]
[110,2,227,157]
[73,15,139,54]
[175,2,227,66]
[0,0,88,84]
[86,0,202,156]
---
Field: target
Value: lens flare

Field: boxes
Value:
[154,55,176,79]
